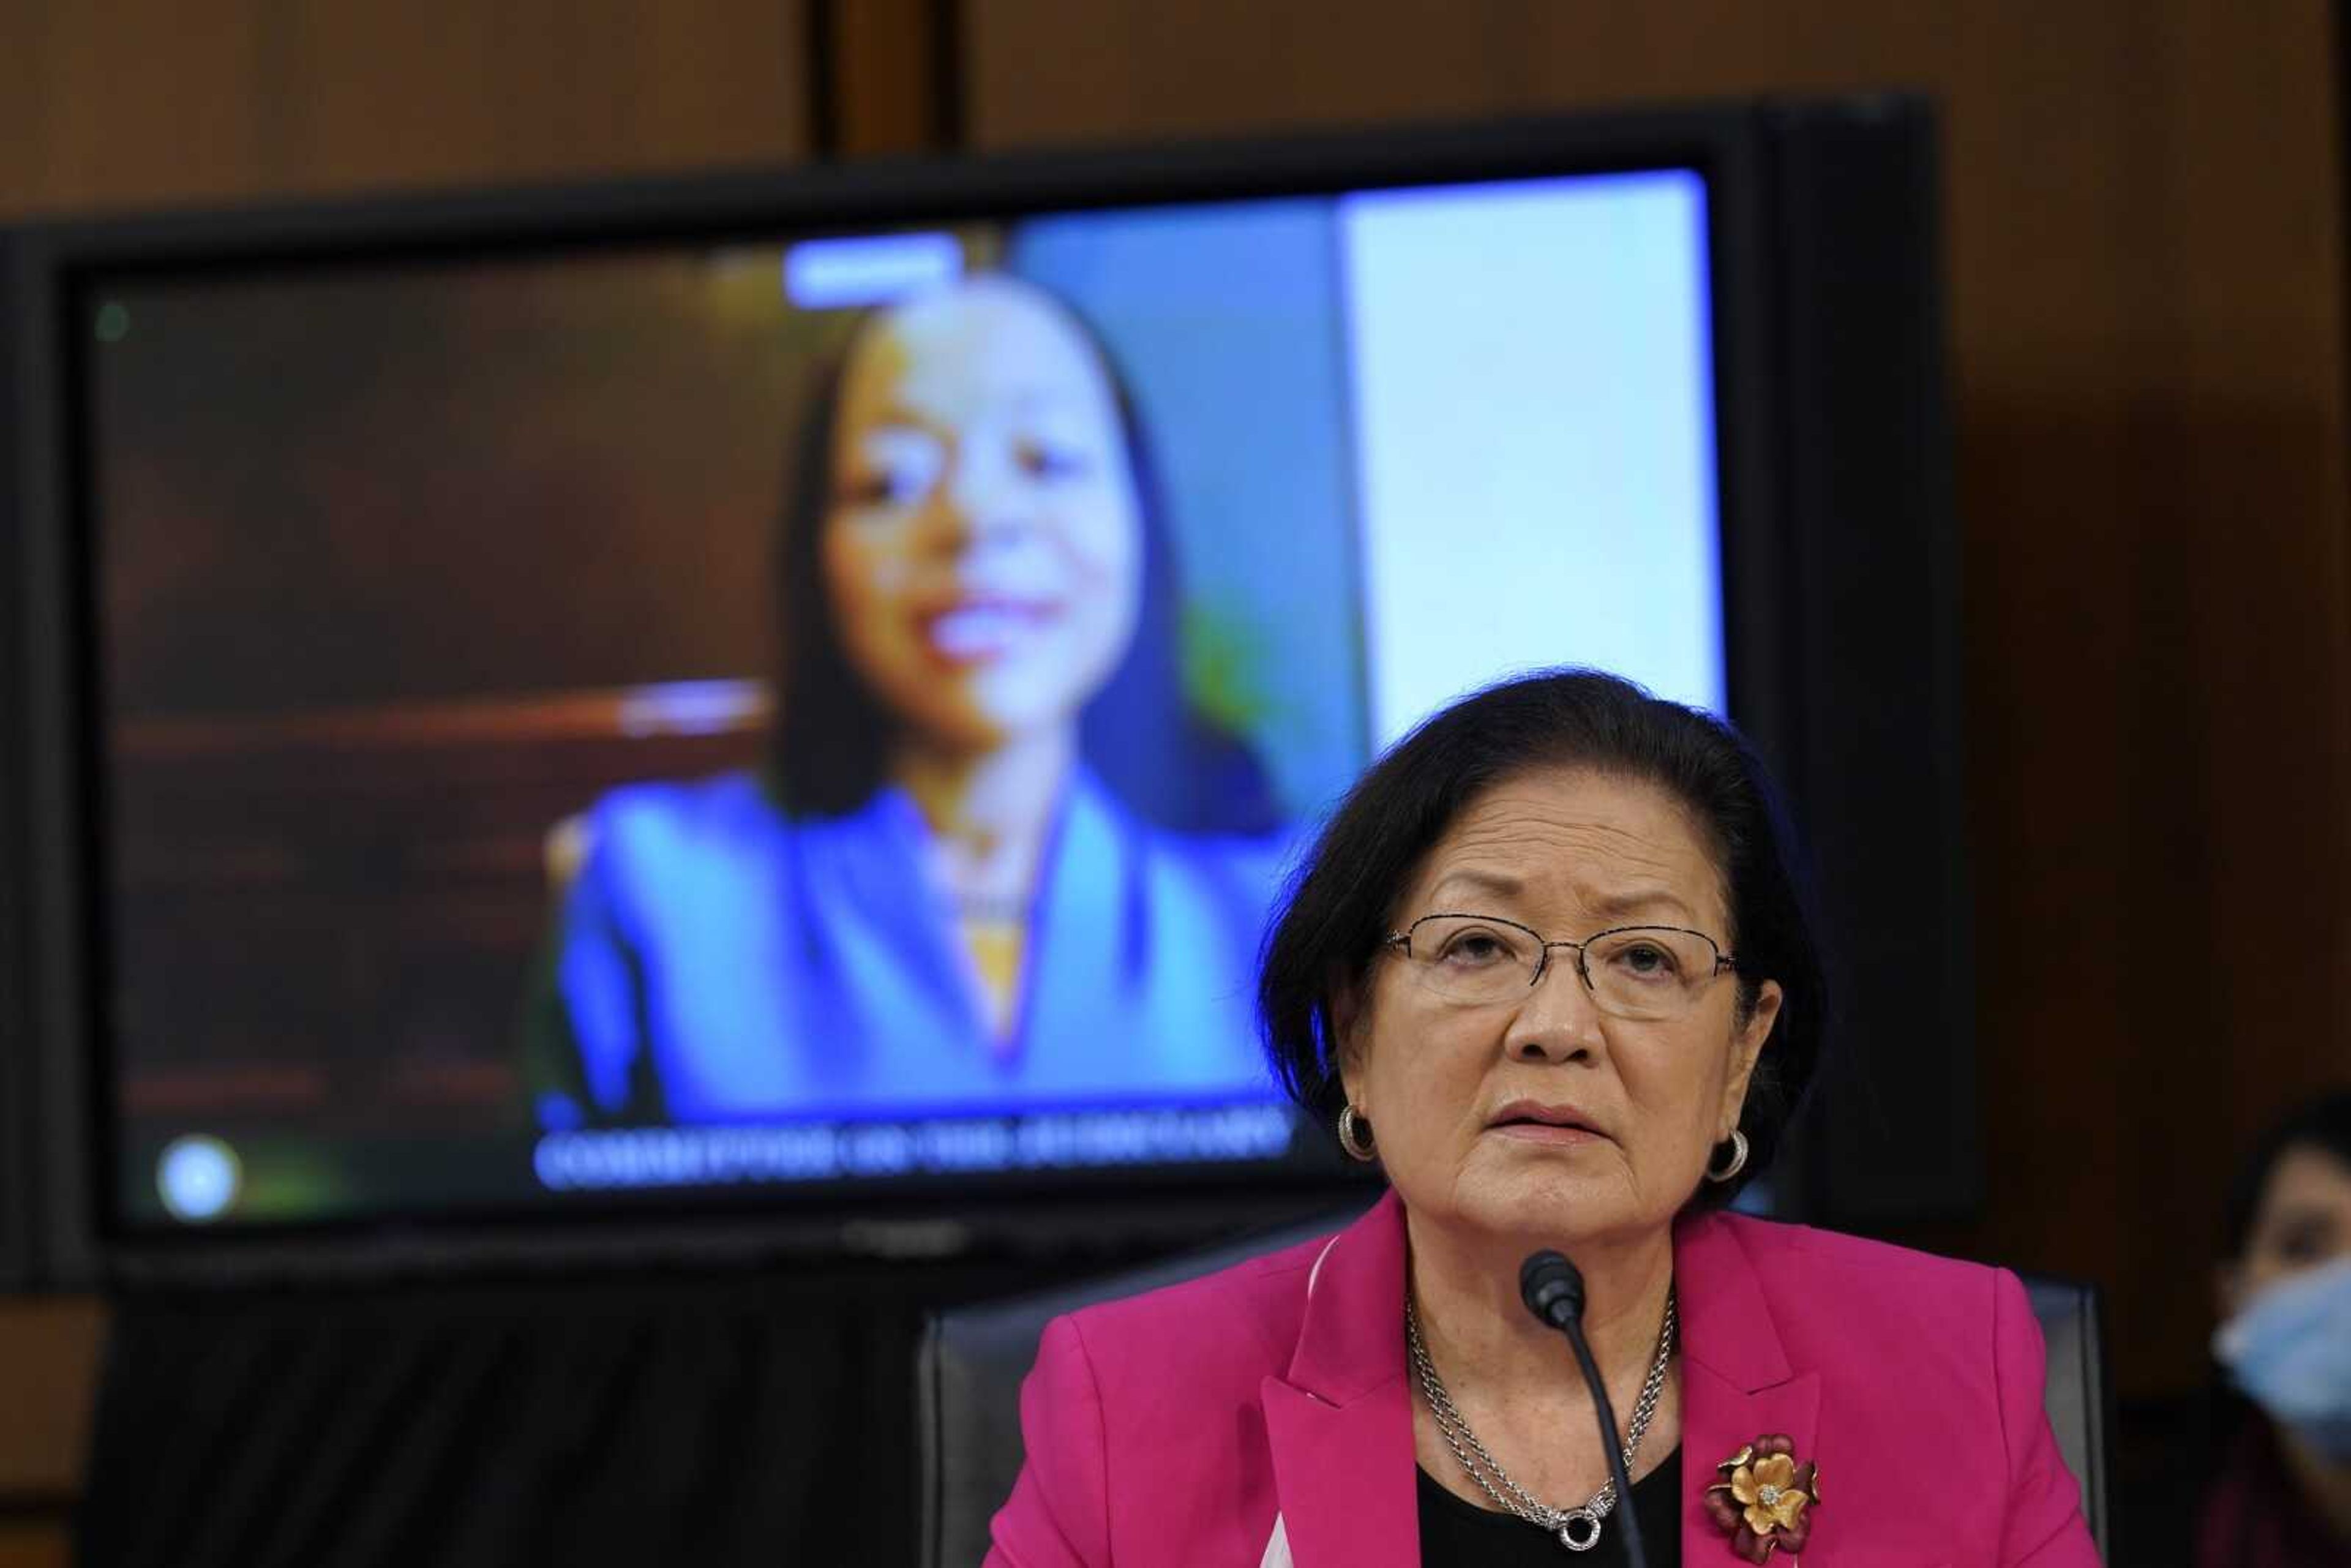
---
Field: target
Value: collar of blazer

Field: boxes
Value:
[1258,1189,1824,1568]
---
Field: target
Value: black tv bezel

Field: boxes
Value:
[2,101,1943,1286]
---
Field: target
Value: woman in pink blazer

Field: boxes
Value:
[989,670,2100,1567]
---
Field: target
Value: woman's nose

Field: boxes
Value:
[927,444,1031,550]
[1505,953,1607,1063]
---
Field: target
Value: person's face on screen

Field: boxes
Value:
[1337,766,1780,1250]
[821,276,1144,754]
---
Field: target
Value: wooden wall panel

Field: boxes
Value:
[0,1300,103,1498]
[827,0,955,156]
[0,0,812,217]
[961,0,2351,1397]
[0,1526,69,1568]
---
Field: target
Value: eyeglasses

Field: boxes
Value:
[1382,912,1738,1021]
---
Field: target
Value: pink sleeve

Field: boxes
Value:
[1992,1269,2105,1566]
[984,1314,1112,1568]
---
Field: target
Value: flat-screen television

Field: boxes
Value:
[0,99,1974,1283]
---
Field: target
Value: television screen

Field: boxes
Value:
[78,169,1725,1234]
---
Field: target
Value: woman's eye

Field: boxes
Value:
[1610,942,1682,981]
[2273,1220,2341,1265]
[841,429,943,508]
[1438,933,1512,967]
[1016,437,1092,481]
[839,468,925,508]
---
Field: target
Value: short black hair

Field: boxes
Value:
[1258,667,1826,1209]
[2221,1089,2351,1260]
[766,283,1279,835]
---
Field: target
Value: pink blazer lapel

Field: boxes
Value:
[1262,1200,1828,1568]
[1261,1378,1416,1567]
[1259,1193,1417,1568]
[1674,1210,1823,1563]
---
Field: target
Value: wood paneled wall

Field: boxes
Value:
[0,0,811,216]
[965,0,2351,1398]
[0,1299,103,1485]
[0,1300,103,1568]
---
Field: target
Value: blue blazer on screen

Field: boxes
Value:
[531,768,1291,1127]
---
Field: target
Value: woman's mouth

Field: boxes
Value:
[923,599,1057,662]
[1486,1101,1609,1146]
[1488,1122,1605,1146]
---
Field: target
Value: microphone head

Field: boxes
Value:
[1519,1249,1586,1329]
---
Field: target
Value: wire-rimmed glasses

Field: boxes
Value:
[1382,912,1737,1021]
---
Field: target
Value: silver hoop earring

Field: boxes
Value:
[1705,1128,1749,1184]
[1337,1104,1377,1163]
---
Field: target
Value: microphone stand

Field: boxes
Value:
[1521,1250,1649,1568]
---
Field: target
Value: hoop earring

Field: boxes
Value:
[1337,1105,1377,1163]
[1705,1128,1749,1184]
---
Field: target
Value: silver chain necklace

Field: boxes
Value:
[1405,1288,1676,1553]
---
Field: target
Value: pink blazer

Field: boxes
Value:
[986,1190,2100,1567]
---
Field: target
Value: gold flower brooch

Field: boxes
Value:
[1703,1435,1818,1562]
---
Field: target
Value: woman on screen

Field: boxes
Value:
[528,274,1292,1128]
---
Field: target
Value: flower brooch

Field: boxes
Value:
[1702,1435,1818,1562]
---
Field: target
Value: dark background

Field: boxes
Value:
[2,0,2347,1563]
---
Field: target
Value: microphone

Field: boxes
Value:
[1520,1250,1648,1568]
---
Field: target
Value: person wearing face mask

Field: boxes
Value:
[2199,1089,2351,1566]
[524,274,1293,1127]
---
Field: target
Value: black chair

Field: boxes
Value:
[2023,1275,2116,1558]
[918,1227,2114,1567]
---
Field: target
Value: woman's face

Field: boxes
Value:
[2228,1142,2351,1308]
[820,277,1144,754]
[1338,765,1783,1250]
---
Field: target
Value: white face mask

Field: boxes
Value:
[2214,1254,2351,1463]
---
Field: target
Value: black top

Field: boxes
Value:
[1418,1447,1683,1567]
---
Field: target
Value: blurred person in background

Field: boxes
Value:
[528,273,1291,1127]
[2199,1089,2351,1566]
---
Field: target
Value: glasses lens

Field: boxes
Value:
[1583,928,1719,1019]
[1404,916,1542,1003]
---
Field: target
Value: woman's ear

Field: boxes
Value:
[1719,978,1782,1134]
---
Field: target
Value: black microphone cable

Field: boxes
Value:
[1520,1249,1649,1568]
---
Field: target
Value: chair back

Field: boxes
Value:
[2020,1273,2114,1559]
